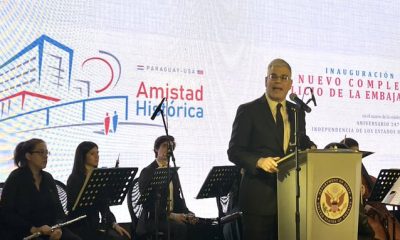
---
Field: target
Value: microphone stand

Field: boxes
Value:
[159,109,171,240]
[305,87,317,107]
[155,108,187,240]
[290,106,301,240]
[291,96,313,240]
[167,142,187,206]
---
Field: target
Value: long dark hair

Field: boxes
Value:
[71,141,98,176]
[14,138,45,167]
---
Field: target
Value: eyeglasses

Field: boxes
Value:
[30,150,51,156]
[267,74,291,82]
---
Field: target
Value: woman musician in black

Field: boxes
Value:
[66,141,130,240]
[0,138,80,240]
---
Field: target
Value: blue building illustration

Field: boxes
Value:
[0,35,74,116]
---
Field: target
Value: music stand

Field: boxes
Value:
[196,166,241,217]
[72,167,138,211]
[138,167,179,205]
[368,169,400,240]
[360,150,374,158]
[137,167,179,240]
[196,166,241,240]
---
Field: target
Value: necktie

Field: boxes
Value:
[276,103,284,148]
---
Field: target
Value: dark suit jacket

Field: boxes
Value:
[227,94,315,216]
[0,167,66,239]
[136,160,189,235]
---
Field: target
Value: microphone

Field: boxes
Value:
[289,93,312,113]
[309,88,317,106]
[150,97,166,120]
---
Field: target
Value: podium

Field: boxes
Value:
[277,149,362,240]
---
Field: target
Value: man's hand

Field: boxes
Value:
[49,229,62,240]
[256,157,279,173]
[30,225,62,240]
[169,213,188,224]
[113,223,131,239]
[35,225,52,235]
[186,213,199,225]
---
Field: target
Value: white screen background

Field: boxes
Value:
[1,0,399,222]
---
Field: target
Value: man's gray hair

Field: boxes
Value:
[267,58,292,74]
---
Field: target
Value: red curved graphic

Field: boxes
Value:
[82,57,114,93]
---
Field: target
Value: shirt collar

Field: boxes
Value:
[265,93,287,110]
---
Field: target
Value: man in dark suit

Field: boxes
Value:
[227,58,315,240]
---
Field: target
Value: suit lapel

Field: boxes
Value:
[259,95,275,123]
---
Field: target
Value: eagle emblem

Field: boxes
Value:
[324,190,346,213]
[316,178,353,224]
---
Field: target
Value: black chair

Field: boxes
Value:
[54,179,69,215]
[127,178,142,237]
[220,173,242,240]
[127,178,164,240]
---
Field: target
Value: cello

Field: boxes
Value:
[361,165,400,240]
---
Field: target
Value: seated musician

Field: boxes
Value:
[136,135,214,240]
[0,138,81,240]
[66,141,131,240]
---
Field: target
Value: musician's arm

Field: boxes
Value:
[100,206,116,228]
[1,171,34,235]
[112,222,131,239]
[138,166,155,194]
[101,212,131,238]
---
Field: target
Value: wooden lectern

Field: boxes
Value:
[277,149,362,240]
